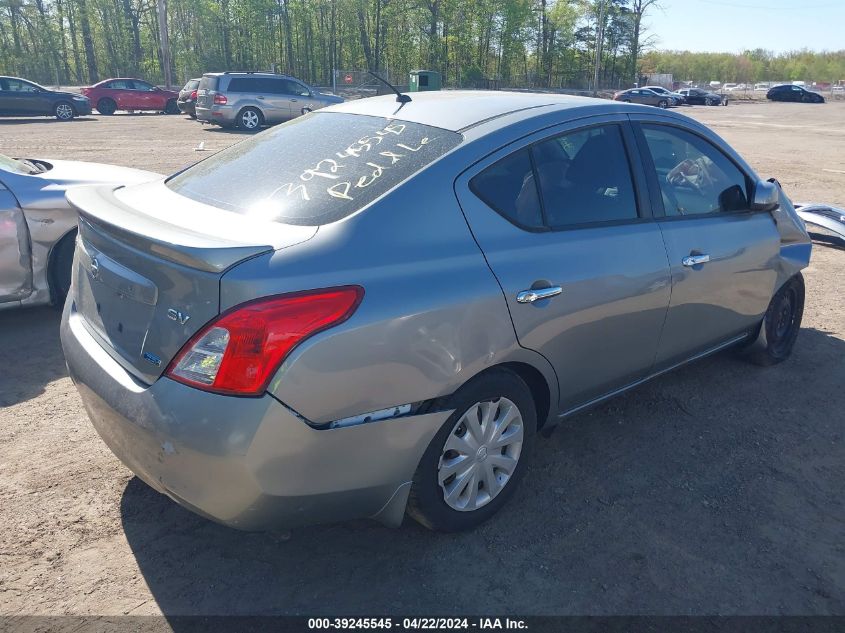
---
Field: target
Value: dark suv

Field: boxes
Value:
[0,76,92,120]
[195,72,343,131]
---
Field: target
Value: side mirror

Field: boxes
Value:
[750,180,779,212]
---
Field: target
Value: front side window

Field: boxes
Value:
[533,125,638,227]
[5,79,38,92]
[132,80,155,91]
[641,124,750,216]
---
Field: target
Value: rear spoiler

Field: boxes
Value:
[67,185,274,273]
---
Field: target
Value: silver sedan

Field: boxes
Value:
[0,154,158,310]
[61,92,811,532]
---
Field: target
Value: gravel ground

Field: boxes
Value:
[0,101,843,617]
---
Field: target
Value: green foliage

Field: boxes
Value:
[0,0,678,89]
[641,49,845,84]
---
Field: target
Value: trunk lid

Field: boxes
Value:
[66,181,317,384]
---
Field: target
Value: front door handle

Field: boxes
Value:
[516,286,563,303]
[257,95,265,100]
[682,254,710,267]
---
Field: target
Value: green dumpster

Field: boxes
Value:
[409,70,442,92]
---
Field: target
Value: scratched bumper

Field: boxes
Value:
[61,302,449,530]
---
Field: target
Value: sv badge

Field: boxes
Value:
[167,308,191,325]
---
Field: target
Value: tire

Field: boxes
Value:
[96,98,116,115]
[658,99,668,109]
[746,273,805,366]
[49,230,77,308]
[165,99,180,114]
[623,99,631,103]
[237,107,263,131]
[53,101,75,121]
[301,107,313,115]
[407,369,537,532]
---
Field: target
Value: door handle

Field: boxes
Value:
[257,95,265,100]
[516,286,562,303]
[682,254,711,267]
[291,98,298,102]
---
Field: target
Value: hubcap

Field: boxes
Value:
[57,104,73,119]
[242,111,259,128]
[438,397,524,512]
[773,290,795,340]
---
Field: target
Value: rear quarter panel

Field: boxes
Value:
[220,155,558,425]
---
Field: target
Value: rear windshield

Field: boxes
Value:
[185,79,200,90]
[199,75,218,91]
[167,113,462,225]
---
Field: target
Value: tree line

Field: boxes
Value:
[0,0,660,88]
[641,49,845,86]
[1,0,842,91]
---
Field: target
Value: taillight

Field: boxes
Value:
[165,287,363,396]
[213,93,227,105]
[190,89,197,100]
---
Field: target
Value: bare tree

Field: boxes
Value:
[630,0,659,83]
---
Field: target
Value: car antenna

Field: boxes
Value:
[368,71,412,104]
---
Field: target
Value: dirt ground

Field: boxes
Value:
[0,101,843,617]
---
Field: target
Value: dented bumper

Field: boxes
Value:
[61,303,450,530]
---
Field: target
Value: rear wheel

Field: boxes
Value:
[237,107,263,131]
[746,274,805,366]
[53,101,75,121]
[407,369,536,532]
[96,98,116,115]
[165,99,180,114]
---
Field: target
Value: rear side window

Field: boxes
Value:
[640,124,750,216]
[167,113,462,226]
[470,149,543,229]
[227,77,260,93]
[107,80,132,89]
[535,125,638,227]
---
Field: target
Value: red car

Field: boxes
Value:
[81,78,180,115]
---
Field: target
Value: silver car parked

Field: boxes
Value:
[0,154,157,310]
[61,92,811,532]
[195,71,344,131]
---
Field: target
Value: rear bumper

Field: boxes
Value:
[177,100,196,115]
[195,105,235,125]
[61,303,450,530]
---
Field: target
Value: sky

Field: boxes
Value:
[645,0,845,54]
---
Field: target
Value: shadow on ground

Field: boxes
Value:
[0,306,66,406]
[120,328,845,619]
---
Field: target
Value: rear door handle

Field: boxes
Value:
[516,286,562,303]
[682,254,710,267]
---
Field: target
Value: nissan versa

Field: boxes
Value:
[61,92,811,532]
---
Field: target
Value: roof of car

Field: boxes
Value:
[323,90,613,132]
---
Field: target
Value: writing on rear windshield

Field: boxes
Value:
[265,123,434,204]
[166,113,462,226]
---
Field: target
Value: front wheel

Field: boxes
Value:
[54,101,75,121]
[746,273,805,366]
[49,230,77,307]
[165,99,180,114]
[658,99,668,109]
[407,369,537,532]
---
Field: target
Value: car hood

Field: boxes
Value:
[30,158,160,189]
[49,90,88,100]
